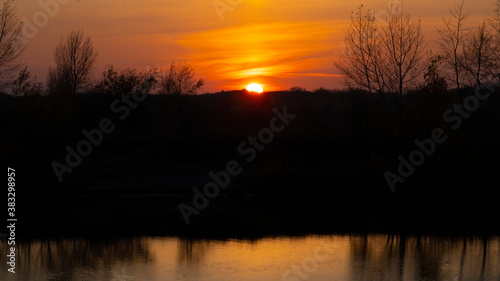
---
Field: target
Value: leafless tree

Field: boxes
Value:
[437,0,469,101]
[95,65,160,95]
[95,65,140,95]
[160,62,204,95]
[12,66,42,96]
[380,2,426,110]
[422,53,448,94]
[491,0,500,34]
[0,0,25,84]
[53,30,97,94]
[47,67,63,94]
[335,6,387,106]
[336,3,425,110]
[489,0,500,82]
[460,20,497,88]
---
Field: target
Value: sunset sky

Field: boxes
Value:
[18,0,493,93]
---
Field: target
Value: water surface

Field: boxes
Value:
[1,234,499,281]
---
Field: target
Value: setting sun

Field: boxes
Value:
[246,83,264,93]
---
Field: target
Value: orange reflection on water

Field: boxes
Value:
[2,235,500,280]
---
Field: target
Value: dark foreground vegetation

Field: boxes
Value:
[2,86,500,238]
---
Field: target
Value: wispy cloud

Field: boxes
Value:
[177,21,342,88]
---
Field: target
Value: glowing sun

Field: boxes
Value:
[246,83,264,93]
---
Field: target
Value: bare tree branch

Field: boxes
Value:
[335,3,425,110]
[0,0,25,85]
[381,2,426,110]
[489,0,500,82]
[437,0,469,101]
[460,20,497,88]
[160,62,204,95]
[53,30,97,94]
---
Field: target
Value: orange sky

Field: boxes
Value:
[18,0,494,92]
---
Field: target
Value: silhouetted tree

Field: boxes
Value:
[460,20,497,87]
[47,67,64,94]
[380,2,426,110]
[491,0,500,33]
[95,65,159,95]
[159,62,204,95]
[96,65,140,95]
[335,6,387,105]
[489,0,500,82]
[137,65,161,94]
[0,0,25,84]
[289,86,308,93]
[336,3,425,110]
[53,30,97,94]
[422,54,448,94]
[12,66,42,96]
[437,0,469,101]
